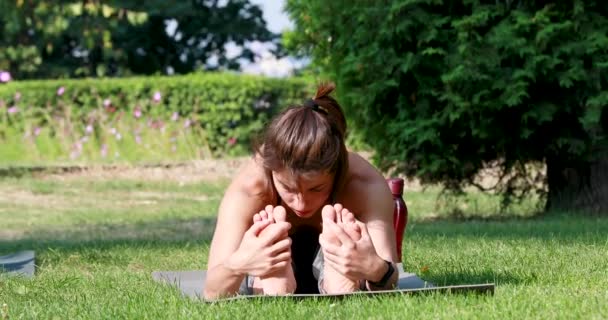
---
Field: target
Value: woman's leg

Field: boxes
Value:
[254,206,296,295]
[318,204,362,293]
[247,225,321,295]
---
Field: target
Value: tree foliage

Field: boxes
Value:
[0,0,277,79]
[286,0,608,212]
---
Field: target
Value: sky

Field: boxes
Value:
[250,0,293,34]
[240,0,302,77]
[168,0,299,77]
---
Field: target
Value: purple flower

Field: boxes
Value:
[135,135,142,144]
[153,91,162,103]
[33,127,41,137]
[103,99,111,107]
[57,86,65,96]
[0,71,11,83]
[100,144,108,158]
[7,106,18,114]
[133,107,142,118]
[149,120,164,130]
[70,141,83,159]
[14,92,21,101]
[109,127,117,135]
[171,112,179,121]
[85,124,94,134]
[183,119,191,128]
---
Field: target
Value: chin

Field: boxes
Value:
[293,209,315,218]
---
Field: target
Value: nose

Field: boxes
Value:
[291,193,309,211]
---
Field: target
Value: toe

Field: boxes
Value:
[265,205,275,222]
[265,204,274,214]
[333,203,343,213]
[342,209,355,224]
[253,213,262,223]
[322,205,337,223]
[260,210,269,221]
[273,206,287,222]
[333,204,344,223]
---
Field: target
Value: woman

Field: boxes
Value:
[204,82,398,300]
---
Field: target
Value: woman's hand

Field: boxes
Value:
[226,218,292,277]
[319,219,382,281]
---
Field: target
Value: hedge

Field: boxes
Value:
[0,73,311,163]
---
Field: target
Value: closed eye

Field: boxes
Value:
[310,185,326,192]
[279,183,296,193]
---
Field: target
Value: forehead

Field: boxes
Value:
[272,169,333,187]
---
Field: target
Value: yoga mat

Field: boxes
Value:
[0,250,36,278]
[152,265,494,301]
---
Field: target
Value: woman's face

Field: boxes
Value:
[272,169,334,218]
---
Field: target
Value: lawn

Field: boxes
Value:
[1,162,607,319]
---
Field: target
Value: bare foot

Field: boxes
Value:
[320,204,360,293]
[337,205,362,242]
[254,205,296,295]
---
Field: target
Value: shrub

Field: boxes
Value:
[0,73,310,164]
[286,0,608,213]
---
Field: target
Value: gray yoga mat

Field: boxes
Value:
[152,267,494,301]
[0,250,36,278]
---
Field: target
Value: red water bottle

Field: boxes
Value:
[387,178,408,262]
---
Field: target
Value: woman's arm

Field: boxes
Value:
[204,163,291,300]
[357,180,399,290]
[324,178,398,291]
[204,180,259,299]
[358,182,399,260]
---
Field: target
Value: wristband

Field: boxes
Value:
[367,260,394,288]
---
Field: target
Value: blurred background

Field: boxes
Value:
[0,0,607,216]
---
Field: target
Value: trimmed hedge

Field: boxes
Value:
[0,73,311,160]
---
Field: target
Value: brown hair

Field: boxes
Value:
[255,82,349,203]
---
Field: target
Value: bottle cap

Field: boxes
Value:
[386,178,404,196]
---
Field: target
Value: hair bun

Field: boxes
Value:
[314,82,336,100]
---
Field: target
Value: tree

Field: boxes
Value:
[0,0,278,79]
[286,0,608,214]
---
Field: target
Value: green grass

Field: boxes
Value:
[1,171,607,319]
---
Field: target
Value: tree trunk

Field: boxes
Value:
[546,154,608,215]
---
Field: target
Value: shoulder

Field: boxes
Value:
[207,155,273,270]
[339,152,393,218]
[224,155,274,205]
[345,152,389,190]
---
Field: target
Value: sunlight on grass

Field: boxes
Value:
[0,177,228,234]
[1,170,607,319]
[404,186,541,220]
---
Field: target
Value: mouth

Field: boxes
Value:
[293,209,313,217]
